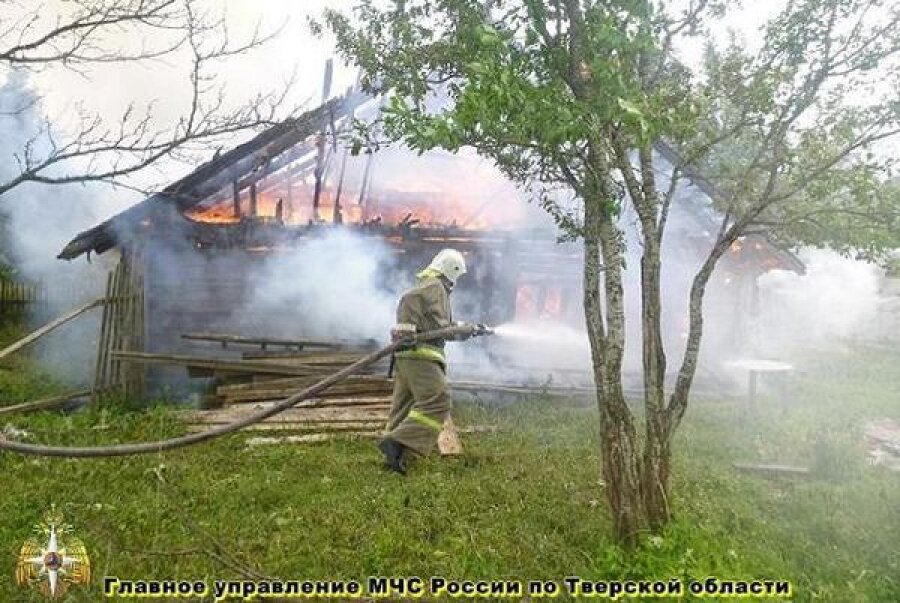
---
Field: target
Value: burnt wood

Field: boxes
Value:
[58,92,368,260]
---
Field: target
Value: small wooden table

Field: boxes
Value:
[724,359,794,411]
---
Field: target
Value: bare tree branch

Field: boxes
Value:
[0,0,298,198]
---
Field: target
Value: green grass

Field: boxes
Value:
[0,337,898,602]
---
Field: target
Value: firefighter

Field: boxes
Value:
[379,248,477,474]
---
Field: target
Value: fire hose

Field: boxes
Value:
[0,324,493,459]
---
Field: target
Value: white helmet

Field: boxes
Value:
[428,248,467,284]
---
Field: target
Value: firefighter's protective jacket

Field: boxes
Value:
[394,268,453,365]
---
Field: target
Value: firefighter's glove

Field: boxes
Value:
[391,323,417,344]
[455,322,492,340]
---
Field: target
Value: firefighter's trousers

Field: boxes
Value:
[385,356,451,455]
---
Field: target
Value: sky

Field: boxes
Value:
[35,0,358,146]
[5,0,898,217]
[6,1,359,218]
[41,0,352,110]
[22,1,775,194]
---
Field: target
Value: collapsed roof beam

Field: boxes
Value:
[58,92,370,260]
[167,92,367,211]
[235,145,317,193]
[257,155,318,196]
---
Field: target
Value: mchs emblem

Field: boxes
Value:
[16,507,91,598]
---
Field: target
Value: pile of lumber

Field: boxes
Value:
[113,333,393,439]
[199,334,393,410]
[216,374,393,406]
[111,332,510,452]
[181,399,390,434]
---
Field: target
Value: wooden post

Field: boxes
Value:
[232,181,241,219]
[358,152,373,209]
[321,58,334,104]
[749,271,762,351]
[107,260,125,389]
[536,285,548,317]
[249,182,258,217]
[312,134,326,222]
[124,258,145,397]
[748,369,758,412]
[121,261,134,396]
[332,149,349,224]
[93,270,114,395]
[285,168,294,223]
[312,60,334,222]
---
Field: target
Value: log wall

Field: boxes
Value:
[116,230,577,397]
[140,241,521,354]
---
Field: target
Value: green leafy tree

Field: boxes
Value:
[319,0,900,545]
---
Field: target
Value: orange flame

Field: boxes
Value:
[185,188,497,230]
[515,283,566,320]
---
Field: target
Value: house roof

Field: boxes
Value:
[58,92,367,260]
[655,141,805,274]
[57,93,803,275]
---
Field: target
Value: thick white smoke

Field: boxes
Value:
[758,249,886,353]
[0,71,132,384]
[446,319,592,387]
[237,229,401,342]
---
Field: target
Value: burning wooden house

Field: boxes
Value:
[57,90,803,399]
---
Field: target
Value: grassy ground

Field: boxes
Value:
[0,327,897,601]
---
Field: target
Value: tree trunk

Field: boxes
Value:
[583,159,643,547]
[667,235,734,430]
[640,241,672,529]
[562,3,644,546]
[642,428,671,530]
[611,140,673,531]
[635,147,672,530]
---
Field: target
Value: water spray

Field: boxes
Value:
[490,322,586,346]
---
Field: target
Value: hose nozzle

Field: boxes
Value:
[472,323,494,337]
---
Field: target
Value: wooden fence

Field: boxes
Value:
[1,276,104,318]
[0,279,46,305]
[94,254,145,398]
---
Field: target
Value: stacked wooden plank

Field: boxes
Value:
[211,338,392,412]
[116,333,394,436]
[205,361,394,434]
[112,332,500,450]
[216,374,393,405]
[181,399,391,434]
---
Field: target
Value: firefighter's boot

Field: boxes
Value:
[378,438,408,475]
